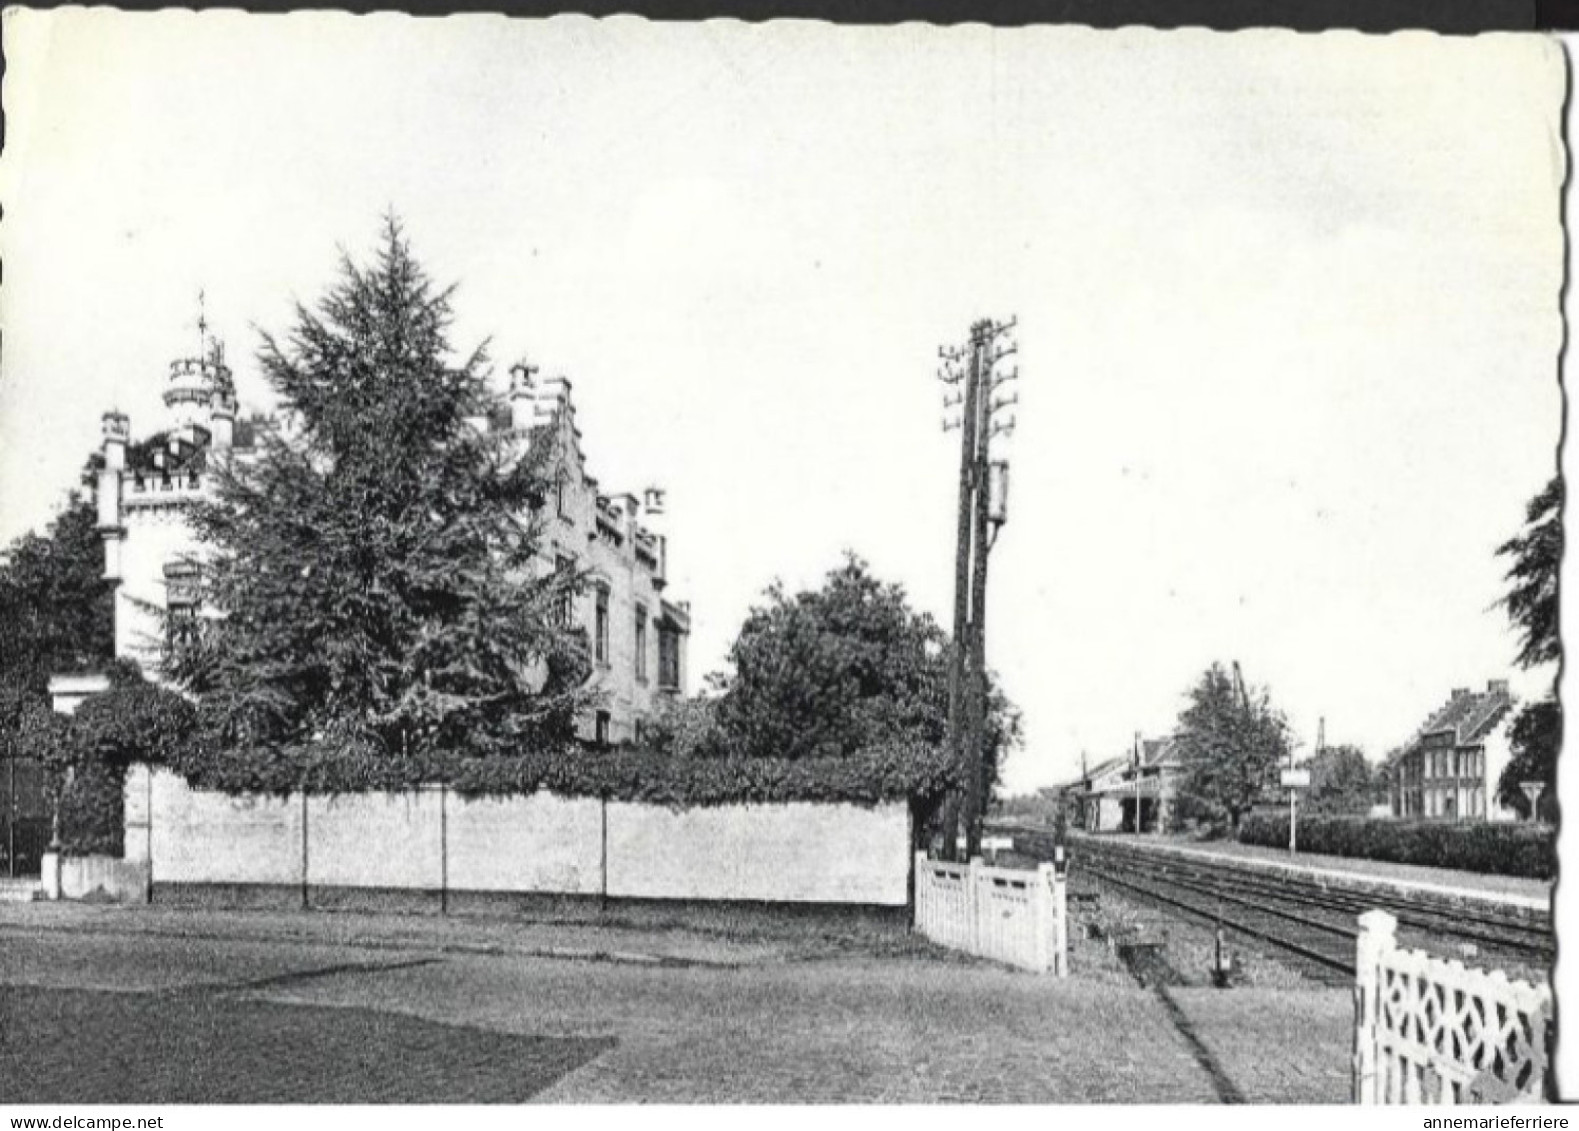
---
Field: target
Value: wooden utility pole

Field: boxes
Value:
[937,317,1017,862]
[961,328,995,858]
[938,336,979,860]
[1133,731,1142,834]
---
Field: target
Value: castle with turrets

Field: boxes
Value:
[91,332,689,747]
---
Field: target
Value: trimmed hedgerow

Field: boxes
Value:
[1237,812,1555,880]
[157,733,959,809]
[64,671,959,809]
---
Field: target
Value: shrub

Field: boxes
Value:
[1237,812,1555,879]
[162,737,958,809]
[26,674,198,857]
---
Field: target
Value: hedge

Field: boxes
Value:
[159,732,960,809]
[1237,812,1556,880]
[53,678,961,810]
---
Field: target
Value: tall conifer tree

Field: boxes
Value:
[174,220,592,789]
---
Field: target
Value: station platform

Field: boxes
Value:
[1068,832,1552,913]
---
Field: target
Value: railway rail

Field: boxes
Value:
[1000,825,1553,981]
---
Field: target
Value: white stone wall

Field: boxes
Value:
[306,791,444,890]
[605,801,911,904]
[447,792,604,894]
[146,767,304,885]
[130,768,910,905]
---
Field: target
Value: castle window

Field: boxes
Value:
[556,473,569,520]
[658,626,680,691]
[594,584,610,665]
[594,711,611,747]
[164,561,201,658]
[634,604,649,683]
[554,555,575,627]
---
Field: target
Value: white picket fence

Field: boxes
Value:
[914,853,1067,975]
[1354,909,1551,1104]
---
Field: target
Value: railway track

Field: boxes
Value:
[1001,826,1553,981]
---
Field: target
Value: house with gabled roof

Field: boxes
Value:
[1384,680,1516,821]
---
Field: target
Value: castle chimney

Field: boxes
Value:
[1488,679,1510,695]
[98,411,129,582]
[642,486,668,582]
[508,361,539,432]
[1451,688,1471,700]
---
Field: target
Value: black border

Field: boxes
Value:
[0,0,1540,30]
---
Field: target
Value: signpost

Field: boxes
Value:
[1281,767,1310,854]
[1519,780,1545,822]
[1284,717,1323,856]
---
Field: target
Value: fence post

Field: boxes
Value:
[1032,863,1054,973]
[968,856,984,954]
[1354,909,1397,1105]
[1052,859,1068,977]
[913,851,927,932]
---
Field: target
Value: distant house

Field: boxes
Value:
[1385,680,1516,821]
[1061,737,1184,834]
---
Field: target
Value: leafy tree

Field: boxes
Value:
[0,495,115,703]
[1173,663,1290,834]
[1304,744,1378,815]
[658,555,1021,835]
[641,696,725,760]
[1493,477,1562,823]
[707,555,1018,768]
[1497,477,1561,670]
[1496,698,1560,822]
[171,219,592,791]
[11,662,187,856]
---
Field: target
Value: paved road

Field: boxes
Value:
[0,915,1352,1103]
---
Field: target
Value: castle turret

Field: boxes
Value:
[208,378,237,450]
[98,411,129,582]
[165,354,231,431]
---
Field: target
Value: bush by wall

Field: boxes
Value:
[162,737,960,810]
[1237,812,1555,880]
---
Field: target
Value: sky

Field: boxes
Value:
[0,13,1564,791]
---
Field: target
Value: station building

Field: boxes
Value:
[1060,736,1184,834]
[90,343,689,747]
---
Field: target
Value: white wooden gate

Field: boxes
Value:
[1354,909,1551,1104]
[914,853,1067,975]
